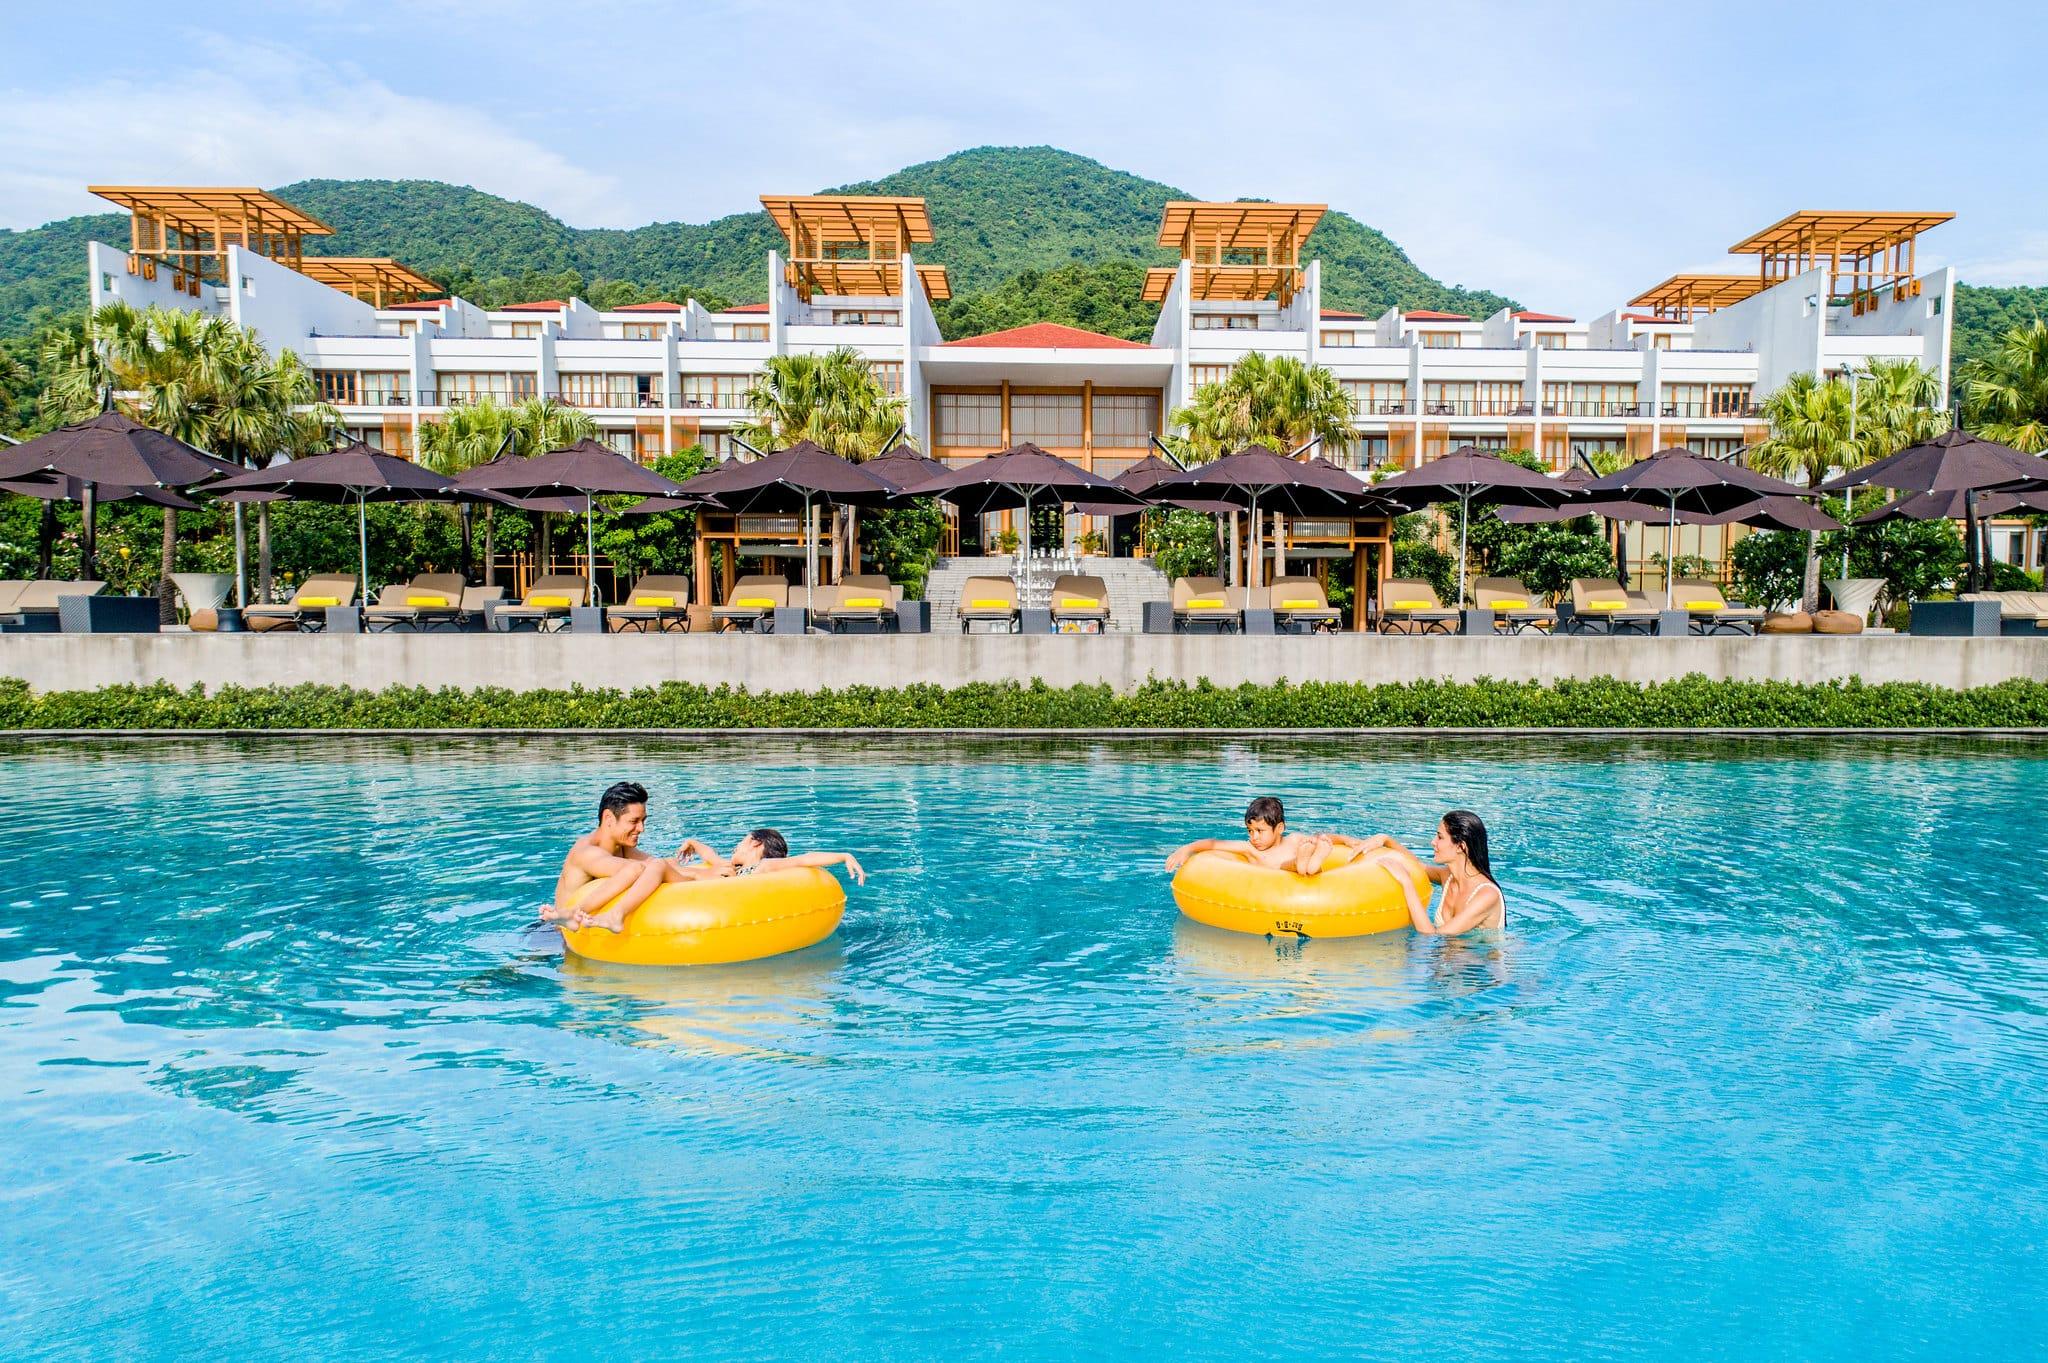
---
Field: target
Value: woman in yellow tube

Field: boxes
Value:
[1309,810,1504,935]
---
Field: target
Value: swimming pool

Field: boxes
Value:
[2,736,2043,1360]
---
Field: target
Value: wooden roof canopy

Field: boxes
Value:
[759,194,943,303]
[1728,210,1955,315]
[89,186,332,296]
[296,257,443,307]
[1151,201,1327,305]
[1627,272,1767,320]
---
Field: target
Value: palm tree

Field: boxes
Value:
[1960,319,2048,453]
[1751,371,1858,610]
[419,399,523,580]
[1169,352,1356,463]
[511,395,597,456]
[742,349,906,574]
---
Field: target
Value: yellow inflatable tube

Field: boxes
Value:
[1171,845,1431,938]
[559,865,846,966]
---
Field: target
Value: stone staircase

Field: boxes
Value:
[923,555,1169,634]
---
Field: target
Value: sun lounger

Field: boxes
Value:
[458,584,504,630]
[363,573,468,632]
[1377,578,1461,634]
[607,575,693,633]
[0,582,27,617]
[494,574,588,632]
[957,575,1019,633]
[245,574,356,633]
[1963,591,2048,635]
[1,579,107,632]
[1671,578,1767,636]
[1267,576,1343,633]
[1473,576,1556,635]
[711,575,789,632]
[1050,574,1111,633]
[1171,576,1240,633]
[812,575,900,634]
[1566,579,1660,635]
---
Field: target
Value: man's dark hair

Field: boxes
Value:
[749,827,788,859]
[1244,795,1285,827]
[599,781,648,822]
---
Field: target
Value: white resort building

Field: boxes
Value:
[80,187,1961,587]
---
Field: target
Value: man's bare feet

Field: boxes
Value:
[581,905,629,933]
[539,900,578,924]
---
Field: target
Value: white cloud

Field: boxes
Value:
[0,41,628,230]
[1948,235,2048,287]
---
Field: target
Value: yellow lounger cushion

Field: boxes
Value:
[842,596,885,608]
[1060,597,1100,609]
[406,594,451,607]
[1388,599,1433,610]
[1584,600,1625,611]
[1684,600,1723,611]
[632,595,676,607]
[969,598,1011,610]
[1488,597,1528,608]
[1185,598,1227,609]
[297,595,340,608]
[527,594,573,608]
[1277,598,1321,610]
[732,596,777,608]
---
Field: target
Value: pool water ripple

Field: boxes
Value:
[1,735,2045,1361]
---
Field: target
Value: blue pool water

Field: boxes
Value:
[2,736,2045,1360]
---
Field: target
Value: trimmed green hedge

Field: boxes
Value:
[5,675,2048,730]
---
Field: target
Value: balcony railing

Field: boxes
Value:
[1420,400,1537,417]
[549,390,667,410]
[1351,401,1414,416]
[322,391,412,407]
[423,389,536,408]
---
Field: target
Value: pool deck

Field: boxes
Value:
[4,632,2046,694]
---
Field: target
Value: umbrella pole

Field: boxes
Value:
[1666,496,1678,609]
[805,492,817,613]
[1964,488,1981,593]
[1248,492,1261,592]
[1018,487,1032,569]
[586,495,598,607]
[79,480,100,580]
[233,501,249,607]
[1456,490,1471,605]
[358,492,371,602]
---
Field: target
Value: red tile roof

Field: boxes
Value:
[1513,311,1575,323]
[382,299,449,311]
[611,301,682,313]
[719,302,770,314]
[495,299,566,312]
[1320,309,1367,320]
[942,322,1149,350]
[1404,310,1472,321]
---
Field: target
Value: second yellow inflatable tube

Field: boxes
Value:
[1171,845,1431,938]
[559,865,846,966]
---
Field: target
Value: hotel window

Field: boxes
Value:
[435,372,517,405]
[1475,380,1526,415]
[1533,332,1568,349]
[699,430,741,458]
[1471,434,1511,451]
[559,373,646,408]
[621,322,663,341]
[382,425,415,459]
[1009,392,1083,446]
[1320,329,1363,347]
[731,324,769,341]
[1342,379,1408,415]
[1663,383,1707,418]
[869,361,904,397]
[1542,382,1638,417]
[362,372,408,405]
[1423,381,1477,415]
[1193,314,1259,330]
[1091,393,1158,448]
[935,392,1002,448]
[396,320,419,337]
[315,371,361,405]
[1708,383,1754,417]
[1540,429,1570,471]
[1419,331,1462,348]
[679,373,752,409]
[494,321,543,339]
[1336,434,1391,470]
[1649,332,1674,350]
[1571,436,1628,462]
[832,309,899,326]
[1188,365,1233,390]
[1687,436,1744,460]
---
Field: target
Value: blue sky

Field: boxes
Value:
[3,0,2043,316]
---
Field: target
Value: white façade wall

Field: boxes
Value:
[224,246,378,358]
[1824,267,1956,390]
[902,253,942,447]
[1690,269,1827,393]
[87,241,213,316]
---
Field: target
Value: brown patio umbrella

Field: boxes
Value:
[915,443,1146,562]
[459,439,693,604]
[208,441,456,597]
[0,475,201,512]
[1069,452,1237,518]
[1586,447,1812,605]
[1153,444,1398,589]
[690,442,903,609]
[1821,428,2048,591]
[1852,486,2048,524]
[0,411,241,576]
[1372,446,1570,602]
[864,442,951,493]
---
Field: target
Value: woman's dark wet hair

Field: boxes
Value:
[599,781,648,822]
[750,828,788,859]
[1441,809,1494,884]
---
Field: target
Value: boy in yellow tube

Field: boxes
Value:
[1163,796,1329,875]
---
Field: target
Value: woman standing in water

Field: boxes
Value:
[1400,809,1504,935]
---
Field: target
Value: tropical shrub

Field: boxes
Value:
[1142,509,1219,582]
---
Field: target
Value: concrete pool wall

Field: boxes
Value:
[5,633,2047,693]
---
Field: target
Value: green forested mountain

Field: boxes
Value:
[0,146,1510,341]
[1952,284,2048,372]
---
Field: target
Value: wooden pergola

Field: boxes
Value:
[759,194,942,303]
[1626,272,1768,321]
[296,257,444,307]
[89,186,332,296]
[1143,201,1327,306]
[1729,210,1954,315]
